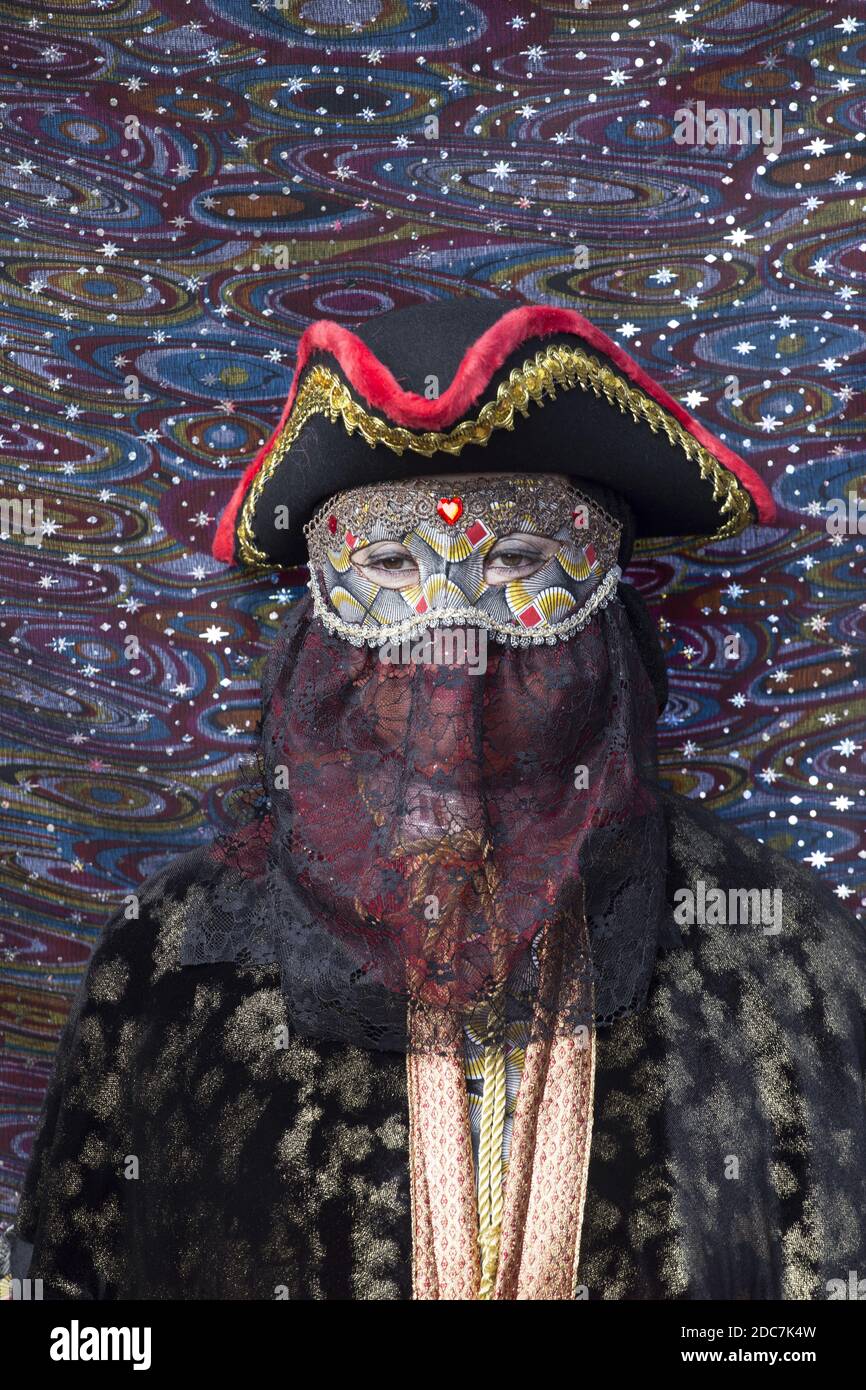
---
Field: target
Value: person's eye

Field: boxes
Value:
[483,534,560,586]
[349,543,421,590]
[495,547,538,568]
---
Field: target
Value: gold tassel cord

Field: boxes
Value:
[477,1033,508,1299]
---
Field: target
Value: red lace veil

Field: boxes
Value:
[180,586,670,1053]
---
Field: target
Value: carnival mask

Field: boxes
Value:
[303,474,622,647]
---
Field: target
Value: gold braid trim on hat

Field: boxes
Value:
[236,344,755,567]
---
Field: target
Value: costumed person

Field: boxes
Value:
[8,301,866,1301]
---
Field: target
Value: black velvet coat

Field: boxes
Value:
[12,791,866,1300]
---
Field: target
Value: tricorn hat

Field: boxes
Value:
[213,298,775,570]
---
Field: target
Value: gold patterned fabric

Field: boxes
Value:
[495,1026,595,1299]
[407,920,596,1300]
[11,790,866,1300]
[407,1009,481,1300]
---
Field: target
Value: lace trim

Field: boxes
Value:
[307,561,622,646]
[303,474,621,568]
[235,345,755,566]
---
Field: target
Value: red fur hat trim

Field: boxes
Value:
[213,304,775,563]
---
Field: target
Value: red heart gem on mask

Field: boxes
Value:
[437,496,463,526]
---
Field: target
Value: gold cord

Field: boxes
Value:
[477,1036,508,1299]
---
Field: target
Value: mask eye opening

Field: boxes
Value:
[482,533,562,586]
[349,541,421,590]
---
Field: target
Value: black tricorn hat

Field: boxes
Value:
[213,298,775,569]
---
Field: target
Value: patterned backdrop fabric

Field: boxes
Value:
[1,0,865,1229]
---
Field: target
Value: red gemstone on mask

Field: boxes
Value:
[437,496,463,525]
[327,514,338,534]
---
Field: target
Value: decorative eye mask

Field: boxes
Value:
[303,475,622,647]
